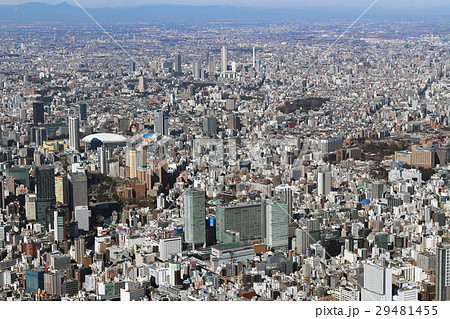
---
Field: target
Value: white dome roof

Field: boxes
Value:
[82,133,128,144]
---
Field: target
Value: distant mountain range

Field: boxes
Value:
[0,2,449,24]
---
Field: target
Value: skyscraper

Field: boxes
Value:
[53,208,67,243]
[252,47,256,68]
[98,146,107,174]
[68,172,88,211]
[221,46,228,73]
[361,263,393,301]
[193,61,201,79]
[0,178,4,210]
[216,202,263,243]
[55,175,69,205]
[184,189,206,246]
[174,54,182,73]
[33,101,44,125]
[318,171,332,196]
[129,61,136,73]
[79,103,87,121]
[69,116,80,152]
[155,110,168,136]
[203,116,217,135]
[208,54,215,77]
[36,166,55,200]
[75,236,86,264]
[265,200,289,248]
[437,244,450,301]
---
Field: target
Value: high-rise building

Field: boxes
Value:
[0,178,4,210]
[184,189,206,246]
[174,54,182,73]
[33,101,44,125]
[55,175,69,205]
[318,171,332,196]
[68,172,88,211]
[26,268,45,294]
[74,206,89,232]
[69,116,80,152]
[75,236,86,264]
[265,200,289,248]
[79,103,87,121]
[193,61,201,79]
[203,116,217,135]
[208,54,215,77]
[437,244,450,301]
[53,208,68,243]
[25,194,37,221]
[36,166,55,200]
[216,202,263,243]
[295,228,309,255]
[372,181,384,200]
[129,61,136,73]
[361,263,393,301]
[44,271,62,296]
[128,149,137,179]
[252,47,256,68]
[228,115,241,130]
[221,46,228,73]
[155,110,168,136]
[138,76,146,92]
[98,146,107,174]
[274,186,293,218]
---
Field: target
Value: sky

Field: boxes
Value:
[0,0,449,9]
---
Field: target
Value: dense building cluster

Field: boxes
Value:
[0,18,449,301]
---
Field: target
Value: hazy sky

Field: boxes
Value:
[0,0,449,9]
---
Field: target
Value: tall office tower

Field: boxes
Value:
[79,103,87,121]
[221,46,228,73]
[128,149,137,179]
[129,61,136,73]
[36,127,47,146]
[371,181,384,200]
[216,202,263,243]
[317,171,332,196]
[36,166,55,200]
[265,200,289,248]
[252,47,256,68]
[74,206,89,232]
[155,110,168,136]
[74,236,86,264]
[53,208,67,243]
[208,54,215,77]
[361,263,393,301]
[26,268,45,294]
[55,175,69,205]
[138,76,146,92]
[295,228,309,254]
[193,61,201,79]
[97,146,107,174]
[25,194,37,220]
[174,54,182,73]
[0,178,4,210]
[33,101,44,125]
[137,145,147,168]
[184,189,206,246]
[274,185,293,218]
[227,115,241,130]
[68,116,80,152]
[437,244,450,300]
[202,116,217,135]
[44,272,62,296]
[68,172,88,211]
